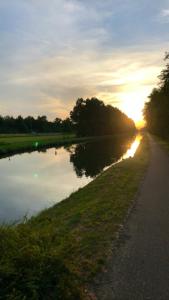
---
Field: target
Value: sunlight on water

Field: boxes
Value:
[101,133,142,172]
[108,134,142,169]
[122,134,142,159]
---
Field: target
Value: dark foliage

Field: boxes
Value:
[0,98,136,135]
[70,98,136,136]
[144,52,169,137]
[0,115,74,134]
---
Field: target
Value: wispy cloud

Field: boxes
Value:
[158,8,169,23]
[161,9,169,17]
[1,45,163,119]
[0,0,168,121]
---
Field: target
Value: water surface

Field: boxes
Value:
[0,134,141,222]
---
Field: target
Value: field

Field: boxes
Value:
[0,133,84,156]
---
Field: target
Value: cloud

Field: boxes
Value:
[0,0,168,121]
[0,44,163,120]
[161,9,169,17]
[158,8,169,23]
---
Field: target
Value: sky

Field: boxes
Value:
[0,0,169,126]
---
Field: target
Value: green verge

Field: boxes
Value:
[0,133,131,157]
[0,133,92,157]
[0,136,149,300]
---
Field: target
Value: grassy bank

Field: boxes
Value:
[0,133,90,157]
[0,136,149,300]
[0,132,136,158]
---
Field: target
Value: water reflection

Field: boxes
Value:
[0,148,91,223]
[115,134,142,164]
[0,134,141,223]
[68,135,136,178]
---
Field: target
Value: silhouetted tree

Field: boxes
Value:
[144,52,169,137]
[54,118,62,132]
[0,98,135,135]
[70,97,136,137]
[62,118,74,133]
[0,115,74,134]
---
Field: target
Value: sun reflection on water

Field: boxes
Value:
[122,134,142,160]
[102,133,142,171]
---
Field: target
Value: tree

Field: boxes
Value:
[62,118,74,133]
[54,118,62,132]
[15,116,28,133]
[70,97,136,137]
[144,52,169,137]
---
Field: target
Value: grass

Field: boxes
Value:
[0,136,150,300]
[0,132,136,158]
[0,133,91,157]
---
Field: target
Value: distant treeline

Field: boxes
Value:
[144,52,169,137]
[0,116,73,134]
[0,98,136,135]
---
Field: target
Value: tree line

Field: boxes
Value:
[144,52,169,137]
[0,98,136,135]
[0,116,73,134]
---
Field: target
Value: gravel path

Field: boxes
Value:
[93,136,169,300]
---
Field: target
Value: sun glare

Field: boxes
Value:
[119,88,151,128]
[98,83,153,129]
[122,134,142,159]
[101,67,159,129]
[122,101,144,128]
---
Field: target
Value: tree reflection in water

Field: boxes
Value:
[67,135,136,178]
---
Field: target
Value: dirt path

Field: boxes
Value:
[93,136,169,300]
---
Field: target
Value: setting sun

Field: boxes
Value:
[119,87,153,128]
[122,100,145,128]
[97,65,160,129]
[123,101,143,123]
